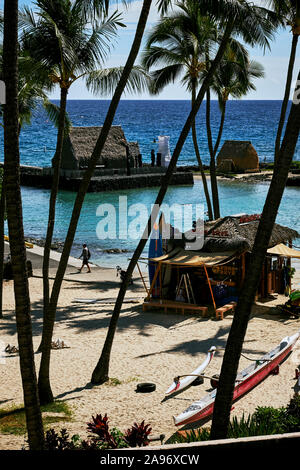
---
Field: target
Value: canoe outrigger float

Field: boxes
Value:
[165,347,216,397]
[174,330,300,427]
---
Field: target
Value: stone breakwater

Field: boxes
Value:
[1,164,194,192]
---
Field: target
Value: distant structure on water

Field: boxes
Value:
[59,126,140,171]
[217,140,259,173]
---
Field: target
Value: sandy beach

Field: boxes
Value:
[1,253,300,450]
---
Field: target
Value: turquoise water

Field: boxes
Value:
[18,178,300,268]
[1,99,299,268]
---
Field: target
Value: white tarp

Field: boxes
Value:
[158,135,171,167]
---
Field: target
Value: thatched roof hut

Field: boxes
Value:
[60,126,140,170]
[217,140,259,172]
[202,215,299,252]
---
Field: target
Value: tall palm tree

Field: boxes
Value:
[206,49,265,219]
[91,0,281,386]
[3,0,44,450]
[37,0,153,405]
[142,2,216,220]
[210,72,300,439]
[269,0,300,162]
[19,0,125,343]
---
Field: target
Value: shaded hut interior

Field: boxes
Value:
[144,214,300,317]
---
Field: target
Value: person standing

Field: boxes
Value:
[79,244,91,273]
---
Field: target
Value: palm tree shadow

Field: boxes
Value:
[55,382,96,400]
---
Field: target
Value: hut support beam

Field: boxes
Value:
[146,262,161,301]
[203,264,216,311]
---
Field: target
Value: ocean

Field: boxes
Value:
[1,99,299,268]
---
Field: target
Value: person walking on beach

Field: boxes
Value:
[79,244,91,273]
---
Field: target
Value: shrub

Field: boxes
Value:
[45,414,152,450]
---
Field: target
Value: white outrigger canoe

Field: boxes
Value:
[165,346,216,397]
[174,330,300,427]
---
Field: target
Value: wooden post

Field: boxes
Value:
[146,263,161,301]
[137,262,149,296]
[241,253,246,286]
[203,264,216,311]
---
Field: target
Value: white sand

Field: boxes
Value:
[1,263,300,450]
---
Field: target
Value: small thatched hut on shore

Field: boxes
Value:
[59,126,140,170]
[217,140,259,172]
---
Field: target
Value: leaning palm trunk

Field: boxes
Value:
[274,33,298,163]
[191,82,213,220]
[0,184,5,318]
[39,87,68,352]
[3,0,44,449]
[206,88,222,220]
[91,19,236,385]
[38,0,153,405]
[210,75,300,440]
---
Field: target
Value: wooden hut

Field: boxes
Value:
[143,214,300,319]
[59,126,140,170]
[216,140,259,172]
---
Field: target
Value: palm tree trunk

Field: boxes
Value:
[91,18,236,385]
[0,183,5,319]
[39,86,68,353]
[206,89,220,219]
[3,0,44,449]
[191,82,213,221]
[274,33,298,163]
[210,75,300,440]
[37,0,154,405]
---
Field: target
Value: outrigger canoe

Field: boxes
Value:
[174,330,300,427]
[165,347,216,397]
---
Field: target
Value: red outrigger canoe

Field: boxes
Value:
[174,330,300,427]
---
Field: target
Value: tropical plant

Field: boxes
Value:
[44,414,152,450]
[91,0,281,386]
[19,0,126,355]
[34,0,153,405]
[142,1,216,220]
[206,49,265,218]
[210,73,300,440]
[3,0,44,450]
[0,169,4,319]
[267,0,300,163]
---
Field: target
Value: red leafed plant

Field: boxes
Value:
[87,414,118,448]
[124,420,152,447]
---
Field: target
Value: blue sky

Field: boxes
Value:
[4,0,300,100]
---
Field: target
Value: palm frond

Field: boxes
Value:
[86,65,151,96]
[43,99,72,135]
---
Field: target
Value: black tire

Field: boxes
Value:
[136,382,156,393]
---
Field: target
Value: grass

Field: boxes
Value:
[104,376,140,387]
[0,401,73,436]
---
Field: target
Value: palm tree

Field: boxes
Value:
[0,169,4,319]
[142,2,216,220]
[37,0,153,405]
[3,0,44,450]
[206,48,265,219]
[269,0,300,162]
[19,0,125,343]
[210,72,300,440]
[91,0,281,385]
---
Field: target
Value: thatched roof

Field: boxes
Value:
[217,140,259,171]
[60,126,138,170]
[203,215,299,252]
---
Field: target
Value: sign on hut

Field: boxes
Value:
[216,140,259,173]
[59,126,140,170]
